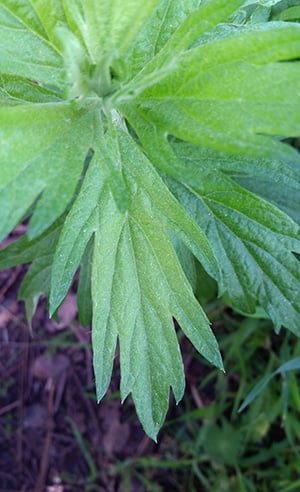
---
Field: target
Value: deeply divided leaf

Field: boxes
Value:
[0,0,300,438]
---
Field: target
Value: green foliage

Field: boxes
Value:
[239,357,300,412]
[0,0,299,439]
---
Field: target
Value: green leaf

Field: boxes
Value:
[126,0,202,79]
[127,23,300,159]
[169,143,300,335]
[29,0,67,46]
[49,122,222,439]
[0,74,62,104]
[82,0,160,61]
[236,177,300,225]
[172,141,300,225]
[2,0,46,37]
[77,237,93,327]
[155,0,245,54]
[1,0,300,439]
[117,128,219,281]
[118,0,245,98]
[113,217,186,440]
[90,188,126,406]
[274,6,300,21]
[272,0,300,20]
[0,1,63,86]
[170,232,198,293]
[49,158,102,314]
[91,178,219,439]
[95,114,130,212]
[0,101,96,240]
[175,141,300,191]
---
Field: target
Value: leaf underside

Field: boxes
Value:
[0,0,299,439]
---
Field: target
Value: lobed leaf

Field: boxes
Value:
[168,143,300,335]
[1,0,300,439]
[129,22,300,159]
[49,123,222,438]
